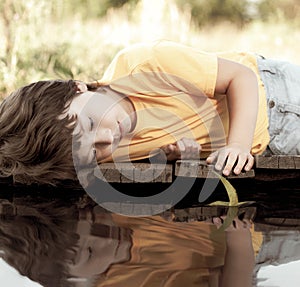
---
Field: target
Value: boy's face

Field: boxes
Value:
[68,219,131,278]
[68,86,134,165]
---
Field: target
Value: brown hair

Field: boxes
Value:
[0,80,79,185]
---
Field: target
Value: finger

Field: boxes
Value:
[166,144,176,154]
[233,154,248,175]
[181,138,201,159]
[160,144,175,155]
[206,151,218,164]
[219,215,235,231]
[188,144,201,159]
[233,218,251,229]
[233,154,254,174]
[179,138,194,155]
[161,144,181,161]
[222,152,238,176]
[160,145,169,154]
[212,217,224,229]
[190,140,201,157]
[176,140,186,153]
[214,151,228,171]
[244,154,254,171]
[177,139,194,159]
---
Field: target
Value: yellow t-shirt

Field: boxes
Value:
[95,41,269,162]
[96,216,226,287]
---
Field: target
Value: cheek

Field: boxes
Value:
[99,110,118,127]
[96,145,113,161]
[97,142,120,161]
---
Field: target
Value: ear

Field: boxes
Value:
[86,81,100,90]
[74,81,88,93]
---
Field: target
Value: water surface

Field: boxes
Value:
[0,178,299,287]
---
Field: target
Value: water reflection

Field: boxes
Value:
[0,197,79,287]
[0,189,299,287]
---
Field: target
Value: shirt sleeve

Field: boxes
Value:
[150,41,218,97]
[99,41,218,98]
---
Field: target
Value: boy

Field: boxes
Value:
[0,40,299,185]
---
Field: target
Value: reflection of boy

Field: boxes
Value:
[0,198,79,287]
[93,214,255,287]
[0,195,259,287]
[0,40,299,185]
[68,206,132,279]
[94,214,227,287]
[0,198,132,287]
[212,216,255,287]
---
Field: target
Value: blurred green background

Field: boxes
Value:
[1,0,300,99]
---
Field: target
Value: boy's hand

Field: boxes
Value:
[211,216,253,247]
[206,143,254,176]
[160,137,201,161]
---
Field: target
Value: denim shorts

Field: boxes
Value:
[257,56,300,155]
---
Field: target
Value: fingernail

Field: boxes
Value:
[223,170,229,176]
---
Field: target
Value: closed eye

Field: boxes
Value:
[88,246,92,259]
[92,148,97,160]
[88,117,94,131]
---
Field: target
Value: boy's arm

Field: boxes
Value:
[206,57,259,176]
[219,218,255,287]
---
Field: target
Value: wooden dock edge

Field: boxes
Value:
[254,155,300,169]
[95,155,300,183]
[0,155,299,185]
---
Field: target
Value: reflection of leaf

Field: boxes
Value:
[209,171,239,230]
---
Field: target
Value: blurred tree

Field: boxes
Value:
[256,0,300,23]
[175,0,253,27]
[1,0,300,99]
[175,0,300,27]
[0,0,50,94]
[50,0,140,20]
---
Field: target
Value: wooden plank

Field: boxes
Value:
[255,155,300,169]
[97,163,122,182]
[94,162,173,183]
[175,160,255,178]
[0,155,299,186]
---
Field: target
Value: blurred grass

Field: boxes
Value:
[1,0,300,99]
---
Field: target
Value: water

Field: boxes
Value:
[0,177,299,287]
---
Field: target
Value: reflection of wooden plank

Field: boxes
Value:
[175,160,255,178]
[255,155,300,169]
[102,202,173,216]
[95,162,173,183]
[254,218,300,231]
[171,205,257,222]
[254,169,300,181]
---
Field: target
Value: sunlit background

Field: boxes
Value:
[1,1,300,286]
[1,0,300,99]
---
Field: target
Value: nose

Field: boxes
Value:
[94,128,114,145]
